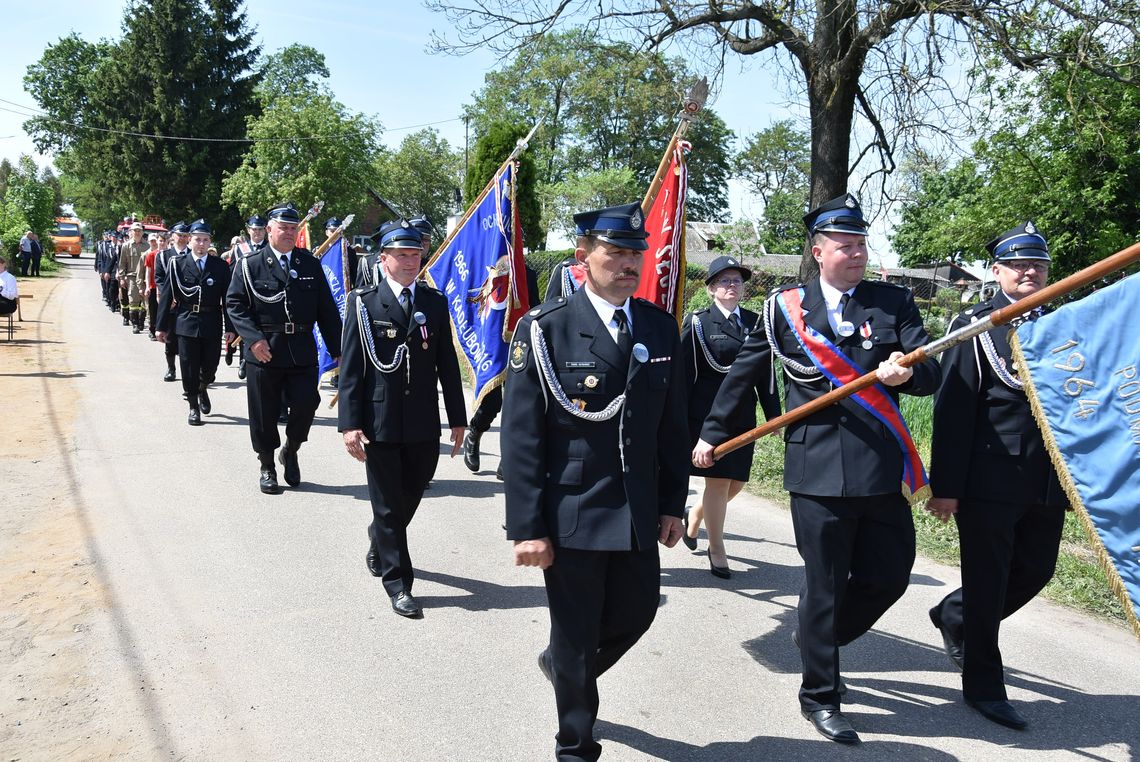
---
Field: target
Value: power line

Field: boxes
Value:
[0,97,465,144]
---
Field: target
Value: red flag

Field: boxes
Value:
[636,140,689,318]
[296,221,311,251]
[504,160,531,335]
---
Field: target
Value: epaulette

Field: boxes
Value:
[866,279,907,291]
[769,282,803,296]
[526,297,568,318]
[416,278,441,294]
[352,285,378,296]
[961,301,994,319]
[240,250,261,261]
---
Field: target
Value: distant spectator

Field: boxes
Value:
[0,255,18,315]
[29,232,43,277]
[18,231,33,276]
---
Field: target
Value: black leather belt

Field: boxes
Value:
[190,304,220,313]
[259,322,311,334]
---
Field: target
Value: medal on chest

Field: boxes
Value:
[859,321,873,350]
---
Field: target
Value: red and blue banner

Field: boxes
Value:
[1013,274,1140,639]
[425,161,529,405]
[777,287,930,502]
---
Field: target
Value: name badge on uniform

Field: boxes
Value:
[565,361,595,369]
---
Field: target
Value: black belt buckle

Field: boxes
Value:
[284,322,295,334]
[191,305,200,313]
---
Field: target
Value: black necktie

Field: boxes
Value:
[838,292,851,320]
[280,255,289,275]
[613,308,632,356]
[728,313,742,332]
[401,287,413,321]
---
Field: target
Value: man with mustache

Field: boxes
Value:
[502,202,689,761]
[926,222,1067,730]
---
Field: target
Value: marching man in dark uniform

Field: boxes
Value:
[227,214,270,378]
[693,194,941,744]
[155,222,190,383]
[502,202,689,761]
[926,222,1066,730]
[155,220,235,425]
[338,220,467,619]
[226,202,342,494]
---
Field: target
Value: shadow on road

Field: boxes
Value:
[413,569,547,611]
[596,720,958,760]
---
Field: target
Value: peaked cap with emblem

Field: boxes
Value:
[169,220,190,234]
[409,216,435,237]
[574,201,650,251]
[705,254,752,285]
[265,202,301,223]
[986,221,1050,262]
[375,218,423,250]
[189,219,212,235]
[803,193,868,237]
[246,214,267,229]
[325,216,342,230]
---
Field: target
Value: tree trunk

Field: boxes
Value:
[799,62,860,281]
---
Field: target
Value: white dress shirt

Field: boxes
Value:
[583,285,632,344]
[818,279,856,336]
[0,269,18,300]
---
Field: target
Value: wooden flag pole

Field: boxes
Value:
[420,119,542,278]
[642,78,708,212]
[712,242,1140,460]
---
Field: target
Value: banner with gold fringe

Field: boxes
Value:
[1012,274,1140,639]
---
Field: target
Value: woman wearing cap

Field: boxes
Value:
[680,256,776,577]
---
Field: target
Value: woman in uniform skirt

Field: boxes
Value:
[680,256,774,578]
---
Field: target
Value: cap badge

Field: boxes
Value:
[1025,221,1036,234]
[845,195,857,209]
[630,210,642,230]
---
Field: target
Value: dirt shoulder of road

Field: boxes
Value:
[0,273,139,758]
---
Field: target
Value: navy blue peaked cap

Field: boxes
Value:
[189,219,212,235]
[266,202,301,223]
[574,202,650,251]
[246,214,267,228]
[803,194,868,236]
[986,221,1050,262]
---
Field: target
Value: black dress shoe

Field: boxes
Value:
[495,463,503,481]
[198,389,211,415]
[237,361,246,380]
[278,447,300,487]
[802,709,859,744]
[462,429,481,472]
[708,549,731,579]
[390,591,422,618]
[537,649,553,683]
[967,699,1028,729]
[164,367,176,382]
[929,606,965,672]
[682,507,698,550]
[365,549,382,577]
[277,409,290,424]
[187,408,203,426]
[259,467,281,495]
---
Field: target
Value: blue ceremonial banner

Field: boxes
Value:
[1013,274,1140,639]
[315,236,348,378]
[425,162,526,405]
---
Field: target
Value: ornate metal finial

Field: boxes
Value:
[681,77,709,122]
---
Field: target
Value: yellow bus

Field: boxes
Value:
[52,217,83,257]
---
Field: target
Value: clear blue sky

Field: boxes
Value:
[2,1,806,232]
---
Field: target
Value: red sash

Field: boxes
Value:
[776,288,930,503]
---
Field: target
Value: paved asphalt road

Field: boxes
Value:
[40,258,1140,760]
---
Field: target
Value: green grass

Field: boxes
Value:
[745,394,1128,625]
